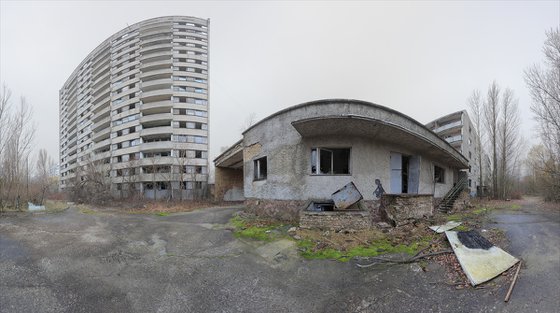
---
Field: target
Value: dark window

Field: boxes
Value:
[434,166,445,183]
[311,148,350,175]
[253,157,267,181]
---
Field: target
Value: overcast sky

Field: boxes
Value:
[0,0,558,166]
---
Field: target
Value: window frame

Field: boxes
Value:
[253,156,267,181]
[310,147,351,175]
[434,165,445,184]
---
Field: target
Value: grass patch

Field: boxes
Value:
[79,208,97,215]
[298,238,427,262]
[229,215,286,242]
[453,224,470,232]
[44,200,69,213]
[446,213,465,221]
[155,212,170,217]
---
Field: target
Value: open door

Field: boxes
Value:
[390,152,402,193]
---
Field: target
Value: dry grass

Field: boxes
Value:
[119,200,243,214]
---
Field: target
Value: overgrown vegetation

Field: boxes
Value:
[229,214,432,262]
[229,215,287,242]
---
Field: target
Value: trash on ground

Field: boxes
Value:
[331,182,363,210]
[445,230,519,286]
[28,202,46,211]
[429,221,462,233]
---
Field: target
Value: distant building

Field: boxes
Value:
[425,110,481,196]
[59,16,210,199]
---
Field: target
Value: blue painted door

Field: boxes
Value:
[390,152,402,193]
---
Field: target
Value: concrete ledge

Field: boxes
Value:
[299,210,371,231]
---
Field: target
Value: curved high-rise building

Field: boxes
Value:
[59,16,209,199]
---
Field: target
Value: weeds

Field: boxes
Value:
[229,215,286,242]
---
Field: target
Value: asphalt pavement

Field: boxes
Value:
[1,199,558,313]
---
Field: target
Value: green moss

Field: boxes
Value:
[509,204,521,210]
[472,207,490,215]
[79,208,97,215]
[229,216,281,242]
[299,239,425,262]
[446,213,464,221]
[454,224,470,231]
[155,212,170,217]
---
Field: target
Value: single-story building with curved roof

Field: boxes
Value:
[214,99,468,224]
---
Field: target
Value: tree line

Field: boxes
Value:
[0,86,58,210]
[467,28,559,202]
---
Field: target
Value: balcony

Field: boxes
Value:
[141,126,173,137]
[141,100,173,112]
[140,112,173,124]
[141,141,174,151]
[434,120,462,134]
[92,127,111,142]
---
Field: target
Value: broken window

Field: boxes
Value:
[253,157,267,181]
[434,165,445,183]
[311,148,350,175]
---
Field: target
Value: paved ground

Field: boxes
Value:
[1,199,558,313]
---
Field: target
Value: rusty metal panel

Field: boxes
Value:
[331,182,363,210]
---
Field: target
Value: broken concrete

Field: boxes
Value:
[381,194,433,226]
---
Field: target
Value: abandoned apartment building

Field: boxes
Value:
[214,99,470,229]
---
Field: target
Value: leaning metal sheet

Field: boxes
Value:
[445,230,519,286]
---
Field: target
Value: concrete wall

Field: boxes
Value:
[242,101,459,202]
[381,194,434,226]
[300,211,371,231]
[214,167,244,201]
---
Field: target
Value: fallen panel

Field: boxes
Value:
[331,182,363,210]
[445,230,519,286]
[429,221,462,233]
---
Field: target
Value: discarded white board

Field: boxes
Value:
[429,221,462,233]
[445,230,519,286]
[27,202,45,211]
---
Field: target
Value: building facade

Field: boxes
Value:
[59,16,210,199]
[214,99,469,221]
[425,110,481,195]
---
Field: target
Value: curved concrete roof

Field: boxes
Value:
[237,99,468,168]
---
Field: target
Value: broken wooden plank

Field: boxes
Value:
[504,260,522,302]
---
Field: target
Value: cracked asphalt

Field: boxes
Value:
[1,200,558,313]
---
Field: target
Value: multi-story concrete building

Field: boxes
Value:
[59,16,210,199]
[425,110,481,195]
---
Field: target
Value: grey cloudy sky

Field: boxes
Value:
[0,0,558,165]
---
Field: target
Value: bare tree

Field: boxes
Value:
[239,112,257,132]
[69,155,111,204]
[524,28,560,201]
[36,148,55,205]
[483,81,501,199]
[0,91,35,210]
[498,89,522,199]
[468,89,485,196]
